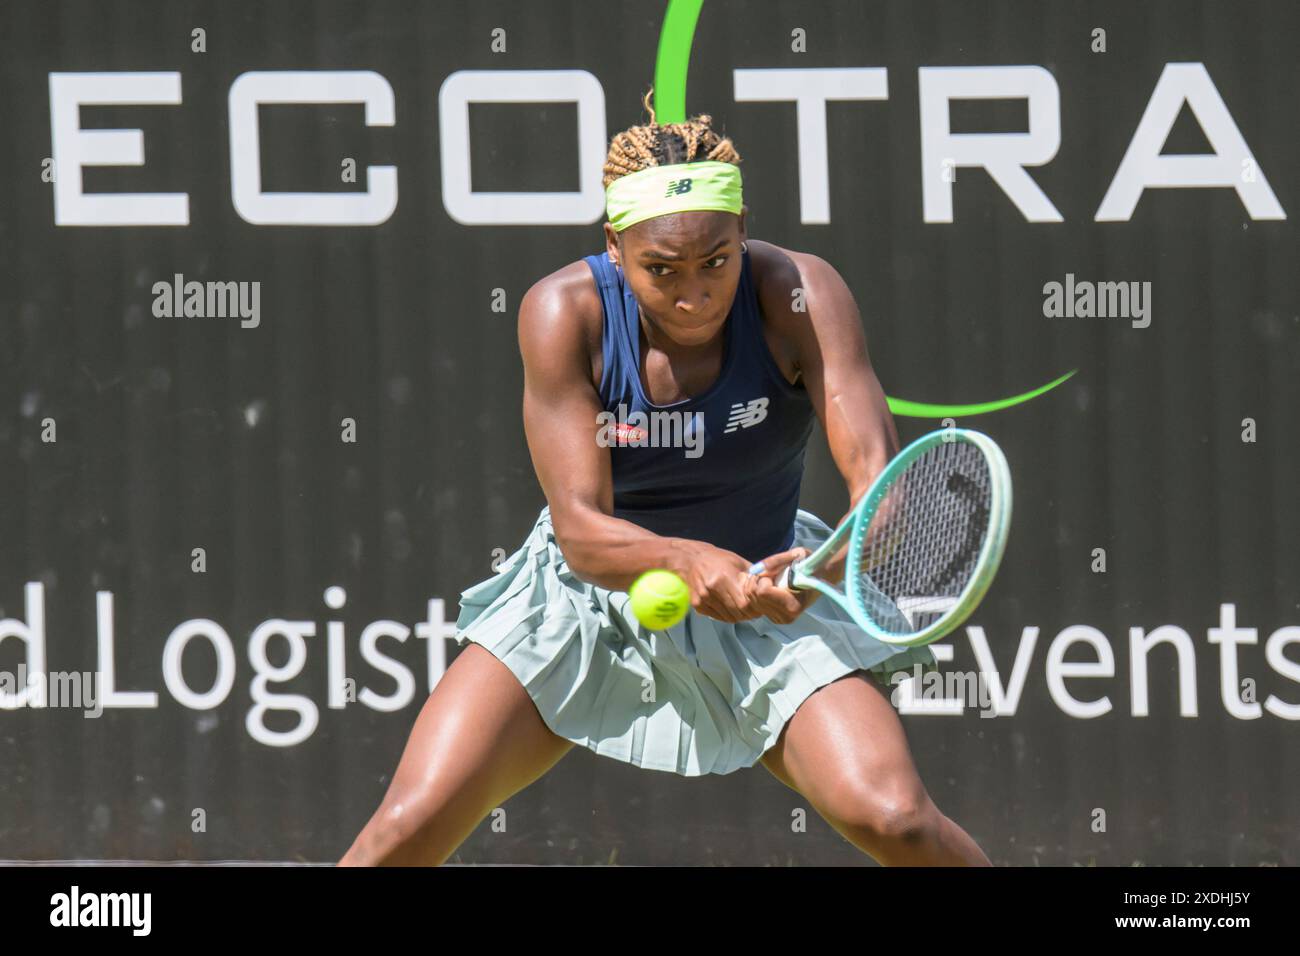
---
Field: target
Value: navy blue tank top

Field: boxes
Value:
[583,247,816,562]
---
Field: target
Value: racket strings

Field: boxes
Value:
[850,440,993,634]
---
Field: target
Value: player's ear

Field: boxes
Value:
[603,223,620,265]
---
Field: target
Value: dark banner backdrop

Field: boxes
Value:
[0,0,1296,864]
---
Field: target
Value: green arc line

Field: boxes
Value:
[653,0,704,125]
[886,369,1078,418]
[653,0,1077,418]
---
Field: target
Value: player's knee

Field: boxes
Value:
[830,779,938,847]
[363,785,482,863]
[374,792,438,843]
[874,796,939,847]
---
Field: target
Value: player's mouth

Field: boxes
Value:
[639,304,726,344]
[665,313,724,336]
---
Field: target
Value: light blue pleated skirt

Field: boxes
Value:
[453,506,939,777]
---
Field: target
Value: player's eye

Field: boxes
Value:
[647,255,726,277]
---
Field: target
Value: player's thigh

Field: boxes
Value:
[381,642,574,818]
[758,671,932,830]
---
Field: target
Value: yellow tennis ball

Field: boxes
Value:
[628,569,691,630]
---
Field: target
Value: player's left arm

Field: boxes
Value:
[756,242,900,506]
[745,242,900,603]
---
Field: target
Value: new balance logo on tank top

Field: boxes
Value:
[583,247,816,562]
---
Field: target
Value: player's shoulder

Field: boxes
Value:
[518,257,604,372]
[521,258,601,330]
[747,239,840,320]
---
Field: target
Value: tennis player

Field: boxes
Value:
[340,96,991,867]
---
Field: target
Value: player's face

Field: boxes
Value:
[605,209,748,347]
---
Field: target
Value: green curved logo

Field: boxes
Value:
[885,369,1077,417]
[652,0,1075,419]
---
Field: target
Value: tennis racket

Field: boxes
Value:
[755,427,1012,647]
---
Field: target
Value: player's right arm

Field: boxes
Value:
[517,269,786,624]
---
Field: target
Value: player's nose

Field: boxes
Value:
[675,287,710,314]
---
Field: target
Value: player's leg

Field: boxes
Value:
[759,671,991,866]
[339,643,574,865]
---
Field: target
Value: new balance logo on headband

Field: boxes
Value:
[665,178,693,197]
[724,397,769,433]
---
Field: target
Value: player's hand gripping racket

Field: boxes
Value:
[764,428,1011,647]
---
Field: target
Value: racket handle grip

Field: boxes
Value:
[750,562,801,590]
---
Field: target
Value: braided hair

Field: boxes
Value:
[602,86,742,189]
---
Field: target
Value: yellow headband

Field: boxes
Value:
[604,160,743,232]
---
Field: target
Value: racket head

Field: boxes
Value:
[794,428,1012,646]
